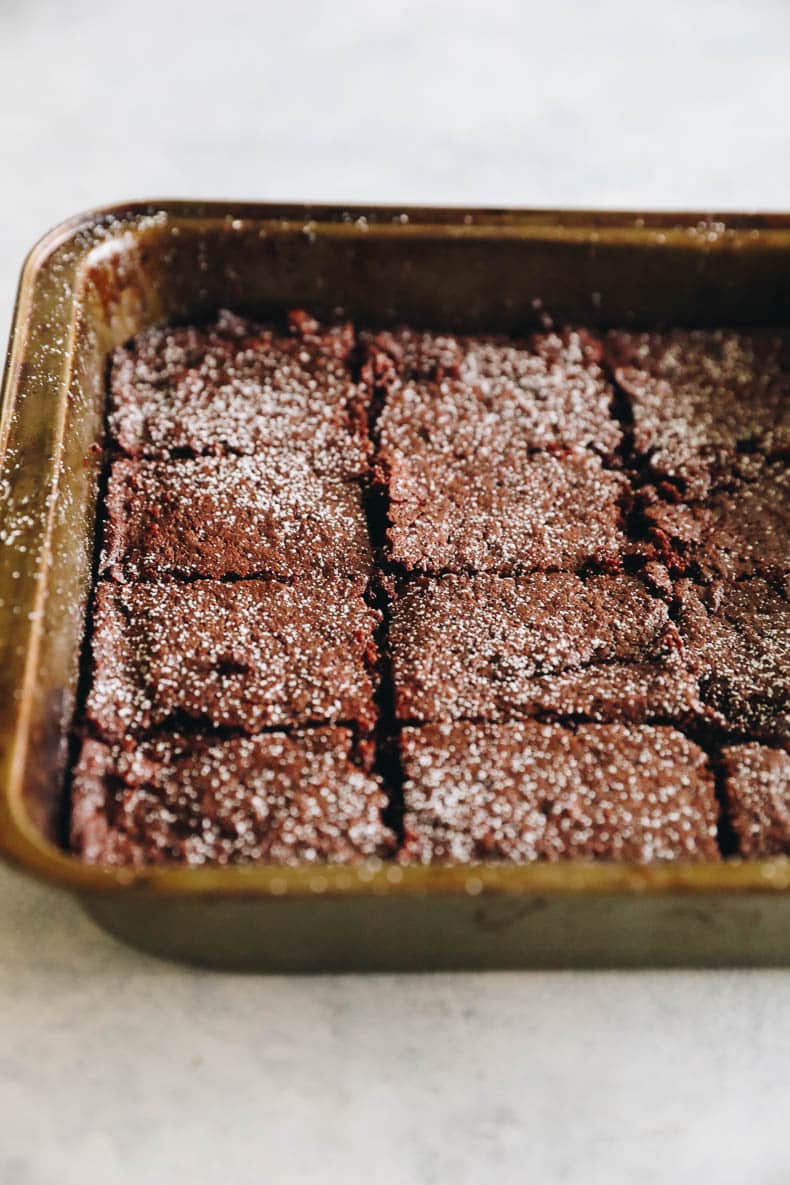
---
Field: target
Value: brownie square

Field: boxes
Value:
[639,456,789,583]
[101,454,372,581]
[365,326,621,458]
[109,309,371,477]
[86,578,379,740]
[605,329,790,496]
[400,721,720,863]
[71,728,395,866]
[722,743,790,857]
[381,450,628,574]
[390,572,702,725]
[676,578,789,744]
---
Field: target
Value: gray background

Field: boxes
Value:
[2,1,790,1181]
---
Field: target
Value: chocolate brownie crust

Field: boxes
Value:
[110,309,371,477]
[722,743,790,857]
[400,721,720,863]
[101,454,372,581]
[390,572,702,724]
[86,579,379,739]
[71,728,395,867]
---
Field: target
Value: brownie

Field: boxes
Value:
[365,326,621,458]
[101,454,372,581]
[70,310,790,871]
[390,572,703,724]
[71,728,395,866]
[639,456,789,582]
[605,329,790,496]
[381,450,629,574]
[86,578,379,740]
[721,743,790,857]
[400,721,720,863]
[676,579,789,744]
[109,309,371,477]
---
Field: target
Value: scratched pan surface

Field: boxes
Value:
[1,201,790,971]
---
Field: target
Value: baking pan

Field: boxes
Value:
[2,201,790,971]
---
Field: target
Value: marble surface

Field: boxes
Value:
[2,1,790,1181]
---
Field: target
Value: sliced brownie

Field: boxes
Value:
[605,328,790,496]
[71,728,395,867]
[365,326,621,458]
[369,326,626,574]
[639,456,789,583]
[101,454,372,581]
[390,572,702,724]
[109,309,371,477]
[722,743,790,857]
[400,721,720,863]
[381,450,628,574]
[676,578,789,745]
[86,578,379,739]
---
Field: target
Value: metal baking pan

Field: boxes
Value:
[2,201,789,971]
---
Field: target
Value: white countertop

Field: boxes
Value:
[2,2,790,1181]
